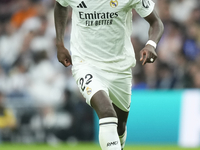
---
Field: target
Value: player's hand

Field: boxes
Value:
[140,45,157,65]
[56,44,72,67]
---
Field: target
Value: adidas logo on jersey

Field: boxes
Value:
[77,1,87,8]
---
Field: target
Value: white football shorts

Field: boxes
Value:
[72,61,132,112]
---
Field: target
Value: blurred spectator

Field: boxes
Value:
[132,71,148,90]
[0,66,7,93]
[192,69,200,88]
[173,54,188,88]
[28,16,55,57]
[10,0,38,29]
[7,58,29,98]
[0,21,23,73]
[28,50,64,106]
[183,22,200,60]
[185,62,200,88]
[156,63,176,89]
[170,0,198,23]
[0,92,17,142]
[0,0,17,23]
[185,7,200,25]
[59,89,94,141]
[155,0,171,23]
[157,21,184,66]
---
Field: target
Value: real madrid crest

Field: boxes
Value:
[86,87,92,95]
[110,0,118,8]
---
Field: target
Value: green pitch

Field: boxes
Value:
[0,143,199,150]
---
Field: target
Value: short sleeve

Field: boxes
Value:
[56,0,69,7]
[130,0,155,18]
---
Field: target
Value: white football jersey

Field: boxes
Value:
[56,0,155,72]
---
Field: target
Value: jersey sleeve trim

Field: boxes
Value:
[56,0,69,7]
[140,2,155,18]
[132,0,155,18]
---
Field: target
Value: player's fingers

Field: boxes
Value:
[143,50,151,65]
[63,59,71,67]
[140,55,143,61]
[60,61,66,67]
[149,52,157,63]
[59,59,69,67]
[142,53,148,65]
[140,51,146,61]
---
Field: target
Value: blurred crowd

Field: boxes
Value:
[0,0,200,143]
[0,0,93,143]
[132,0,200,89]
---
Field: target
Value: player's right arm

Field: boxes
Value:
[54,1,72,67]
[128,0,163,65]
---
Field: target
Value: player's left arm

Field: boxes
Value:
[140,10,164,65]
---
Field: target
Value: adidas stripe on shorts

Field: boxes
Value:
[72,61,132,112]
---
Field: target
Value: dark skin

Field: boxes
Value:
[54,2,164,149]
[140,10,164,65]
[54,2,72,67]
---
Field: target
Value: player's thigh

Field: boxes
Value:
[91,90,117,119]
